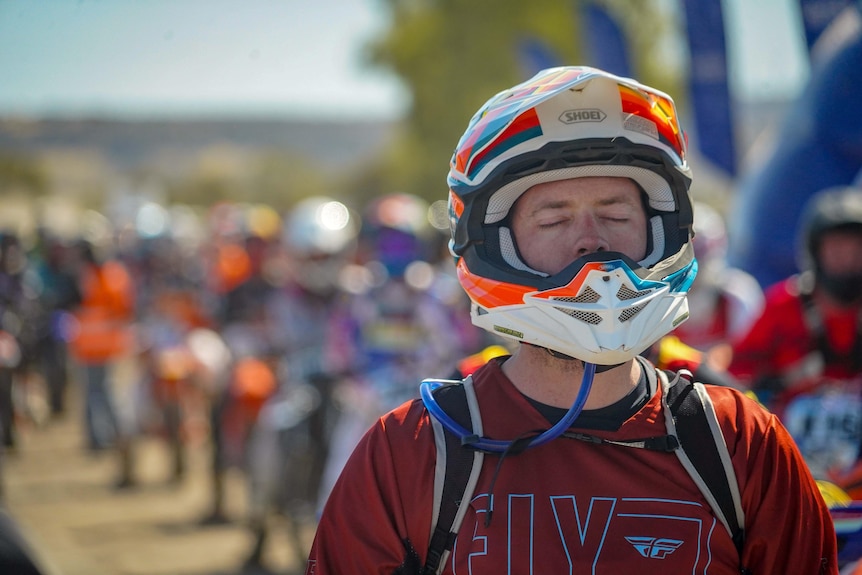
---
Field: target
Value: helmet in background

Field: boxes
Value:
[692,202,728,266]
[447,66,696,364]
[798,186,862,304]
[360,193,433,280]
[282,196,358,295]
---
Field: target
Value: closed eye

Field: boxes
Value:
[537,220,567,229]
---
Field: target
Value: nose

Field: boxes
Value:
[570,215,610,257]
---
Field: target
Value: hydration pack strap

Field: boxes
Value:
[423,371,750,574]
[424,377,485,575]
[662,370,748,570]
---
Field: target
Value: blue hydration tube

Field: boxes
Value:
[420,362,597,454]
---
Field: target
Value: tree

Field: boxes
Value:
[365,0,584,201]
[250,151,333,211]
[0,154,47,195]
[360,0,686,203]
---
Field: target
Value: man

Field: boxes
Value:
[727,186,862,484]
[728,186,862,390]
[307,66,836,574]
[67,239,135,453]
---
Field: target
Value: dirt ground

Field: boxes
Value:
[1,382,312,575]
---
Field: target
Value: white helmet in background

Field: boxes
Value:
[692,202,729,266]
[447,66,697,364]
[282,196,358,294]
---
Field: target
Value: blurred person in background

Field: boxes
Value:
[114,233,213,489]
[673,201,764,354]
[199,206,286,525]
[315,193,467,514]
[27,229,82,419]
[242,196,358,569]
[726,186,862,483]
[0,232,43,450]
[645,201,764,385]
[67,239,136,453]
[0,233,27,451]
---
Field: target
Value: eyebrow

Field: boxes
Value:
[528,193,639,215]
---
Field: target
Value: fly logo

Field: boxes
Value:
[624,536,684,559]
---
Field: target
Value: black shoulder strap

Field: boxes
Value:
[423,379,484,575]
[663,371,749,571]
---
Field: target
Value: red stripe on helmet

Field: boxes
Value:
[456,259,533,308]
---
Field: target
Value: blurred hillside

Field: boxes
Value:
[0,117,396,172]
[0,92,792,242]
[0,116,399,239]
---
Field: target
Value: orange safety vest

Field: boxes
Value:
[69,261,135,364]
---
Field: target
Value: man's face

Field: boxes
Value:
[818,228,862,276]
[511,176,647,275]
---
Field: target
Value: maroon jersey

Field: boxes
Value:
[307,359,837,574]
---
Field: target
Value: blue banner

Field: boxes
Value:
[798,0,855,52]
[727,11,862,287]
[578,1,632,78]
[517,38,562,77]
[682,0,737,176]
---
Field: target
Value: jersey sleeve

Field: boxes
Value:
[709,386,838,574]
[306,400,436,575]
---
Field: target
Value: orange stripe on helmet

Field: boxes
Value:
[449,190,464,219]
[527,261,607,301]
[618,84,685,161]
[457,258,533,308]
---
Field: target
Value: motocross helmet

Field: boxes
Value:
[360,193,433,279]
[283,196,358,294]
[799,186,862,304]
[692,202,728,265]
[447,66,697,364]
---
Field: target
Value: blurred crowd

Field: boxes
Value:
[0,192,501,568]
[2,183,862,571]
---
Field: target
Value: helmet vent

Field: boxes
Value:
[618,303,647,323]
[552,287,601,304]
[554,307,602,325]
[617,285,651,300]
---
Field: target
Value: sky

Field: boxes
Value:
[0,0,811,121]
[0,0,409,120]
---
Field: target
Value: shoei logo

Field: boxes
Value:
[624,536,684,559]
[560,108,606,123]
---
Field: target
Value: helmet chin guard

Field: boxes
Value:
[466,254,695,365]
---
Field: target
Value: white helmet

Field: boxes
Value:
[283,196,358,256]
[447,66,697,364]
[692,202,728,261]
[282,196,358,294]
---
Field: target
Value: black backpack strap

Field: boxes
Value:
[661,370,749,571]
[423,377,485,575]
